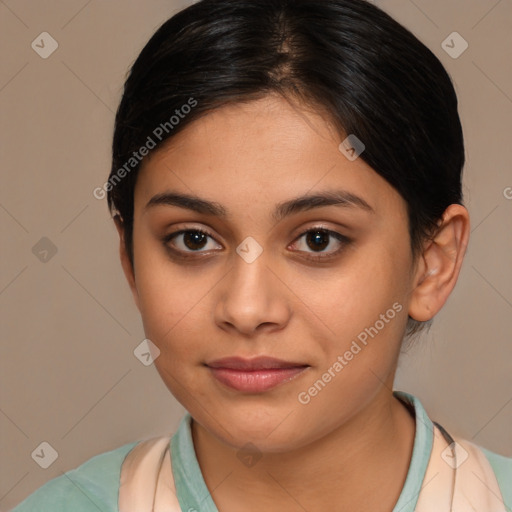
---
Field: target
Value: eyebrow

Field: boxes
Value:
[144,189,374,222]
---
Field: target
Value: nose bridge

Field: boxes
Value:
[215,244,289,334]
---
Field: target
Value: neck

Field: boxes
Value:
[192,389,416,512]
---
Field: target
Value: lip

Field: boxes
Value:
[206,356,310,393]
[206,356,308,370]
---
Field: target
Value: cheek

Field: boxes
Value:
[131,230,202,353]
[315,238,412,350]
[133,253,211,404]
[292,256,411,436]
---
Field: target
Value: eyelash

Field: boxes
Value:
[162,226,351,262]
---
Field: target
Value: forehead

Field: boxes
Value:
[134,94,405,220]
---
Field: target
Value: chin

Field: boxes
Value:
[201,405,311,453]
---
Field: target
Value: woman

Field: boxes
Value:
[13,0,511,510]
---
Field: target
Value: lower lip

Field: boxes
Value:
[208,366,309,392]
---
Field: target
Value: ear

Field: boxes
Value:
[113,215,140,311]
[408,204,470,322]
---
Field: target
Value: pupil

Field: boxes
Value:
[184,231,207,250]
[307,231,329,251]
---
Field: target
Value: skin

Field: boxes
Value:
[115,93,470,511]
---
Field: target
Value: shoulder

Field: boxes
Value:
[479,446,512,509]
[11,441,139,512]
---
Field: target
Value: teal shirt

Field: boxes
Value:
[12,391,512,511]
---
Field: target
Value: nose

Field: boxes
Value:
[214,251,291,337]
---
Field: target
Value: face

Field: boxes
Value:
[124,94,417,452]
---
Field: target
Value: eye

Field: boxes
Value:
[162,226,350,261]
[289,227,350,260]
[162,228,221,257]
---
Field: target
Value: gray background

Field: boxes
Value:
[1,0,511,509]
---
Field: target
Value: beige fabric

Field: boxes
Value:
[416,425,507,512]
[118,435,180,512]
[118,425,506,511]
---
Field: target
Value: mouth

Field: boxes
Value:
[205,356,310,393]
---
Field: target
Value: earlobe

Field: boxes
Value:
[408,204,470,322]
[113,215,141,311]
